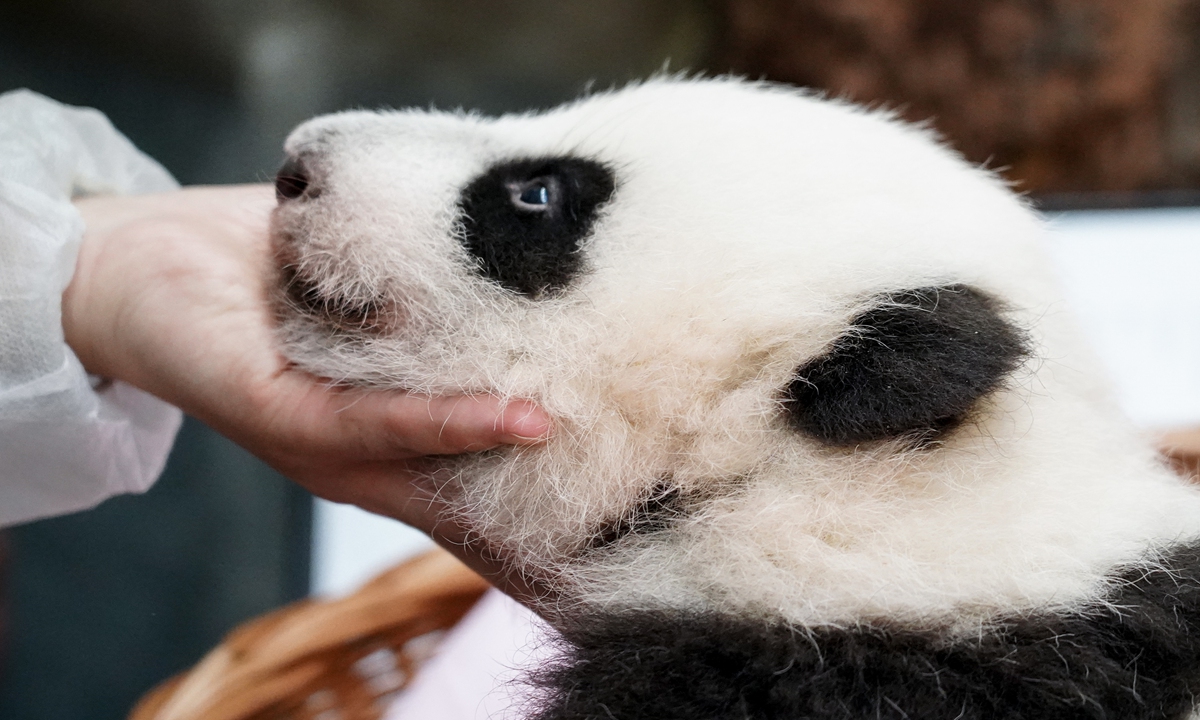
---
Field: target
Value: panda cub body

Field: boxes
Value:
[271,78,1200,719]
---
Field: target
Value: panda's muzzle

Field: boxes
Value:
[277,262,386,331]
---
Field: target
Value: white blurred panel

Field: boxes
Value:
[310,498,433,597]
[1044,207,1200,428]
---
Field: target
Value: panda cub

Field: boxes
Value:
[271,78,1200,719]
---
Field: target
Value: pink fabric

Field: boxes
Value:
[384,589,558,720]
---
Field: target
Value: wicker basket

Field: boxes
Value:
[129,430,1200,720]
[129,548,489,720]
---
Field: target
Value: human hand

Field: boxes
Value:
[63,185,553,603]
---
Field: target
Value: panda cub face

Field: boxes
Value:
[273,78,1200,719]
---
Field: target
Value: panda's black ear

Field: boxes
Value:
[782,284,1029,447]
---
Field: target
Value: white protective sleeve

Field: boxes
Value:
[0,89,183,527]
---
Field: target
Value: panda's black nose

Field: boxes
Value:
[275,156,312,201]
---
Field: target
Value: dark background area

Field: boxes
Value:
[0,1,1197,719]
[715,0,1200,196]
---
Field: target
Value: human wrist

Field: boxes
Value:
[62,195,126,382]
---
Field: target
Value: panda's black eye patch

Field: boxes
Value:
[459,156,616,298]
[783,284,1030,447]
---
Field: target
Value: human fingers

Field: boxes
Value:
[381,393,553,455]
[266,377,553,460]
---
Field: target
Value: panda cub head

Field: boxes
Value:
[272,78,1200,719]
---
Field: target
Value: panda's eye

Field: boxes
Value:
[509,178,554,211]
[521,183,550,206]
[460,156,616,297]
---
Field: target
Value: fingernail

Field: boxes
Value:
[498,401,553,444]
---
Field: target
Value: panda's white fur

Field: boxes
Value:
[272,78,1200,718]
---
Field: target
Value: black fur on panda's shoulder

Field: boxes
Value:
[458,156,616,298]
[529,544,1200,720]
[784,284,1030,447]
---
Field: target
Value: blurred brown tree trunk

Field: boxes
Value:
[713,0,1200,194]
